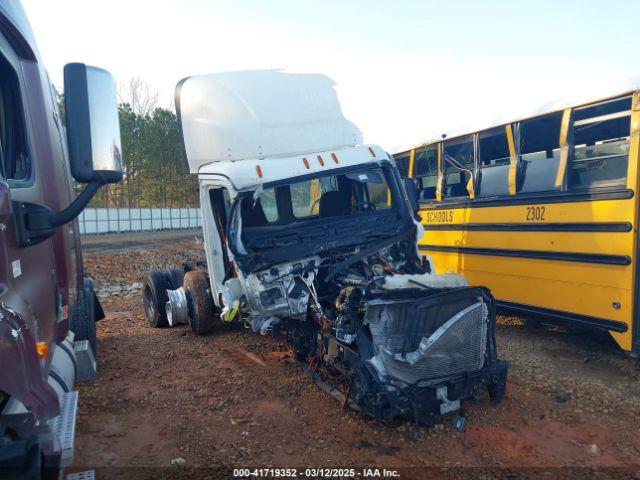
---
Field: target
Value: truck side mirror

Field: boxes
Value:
[13,64,123,247]
[403,177,419,213]
[64,63,123,184]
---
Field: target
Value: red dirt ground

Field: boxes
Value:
[69,233,640,479]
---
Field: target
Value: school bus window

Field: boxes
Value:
[413,146,438,200]
[517,112,562,194]
[0,53,30,182]
[442,136,474,199]
[394,153,410,178]
[569,96,631,190]
[478,127,510,197]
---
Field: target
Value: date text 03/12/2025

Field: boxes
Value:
[233,468,401,478]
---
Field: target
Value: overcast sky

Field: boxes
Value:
[21,0,640,151]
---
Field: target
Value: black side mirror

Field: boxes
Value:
[64,63,123,183]
[403,177,419,213]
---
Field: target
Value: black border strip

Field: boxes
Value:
[496,300,628,333]
[419,188,633,210]
[419,244,631,266]
[423,222,632,232]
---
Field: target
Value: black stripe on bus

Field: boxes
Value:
[419,188,633,210]
[496,300,628,333]
[418,244,631,266]
[422,222,632,232]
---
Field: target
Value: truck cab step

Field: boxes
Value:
[67,470,95,480]
[48,391,78,468]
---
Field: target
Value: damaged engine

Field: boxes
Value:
[244,256,320,321]
[234,239,509,424]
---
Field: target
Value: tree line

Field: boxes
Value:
[68,78,200,208]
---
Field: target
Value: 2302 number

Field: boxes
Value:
[526,206,546,221]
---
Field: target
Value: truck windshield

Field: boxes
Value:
[240,167,392,228]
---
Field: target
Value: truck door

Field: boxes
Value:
[200,180,233,306]
[0,32,57,351]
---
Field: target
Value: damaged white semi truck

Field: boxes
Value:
[143,70,509,424]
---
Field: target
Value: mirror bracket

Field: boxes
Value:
[13,181,102,247]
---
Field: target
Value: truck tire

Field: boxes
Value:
[167,267,185,290]
[183,270,217,335]
[143,270,172,328]
[71,278,98,356]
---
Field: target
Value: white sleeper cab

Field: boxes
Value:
[142,70,509,424]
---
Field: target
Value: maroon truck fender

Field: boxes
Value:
[0,301,59,421]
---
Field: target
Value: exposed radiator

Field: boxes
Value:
[364,298,488,384]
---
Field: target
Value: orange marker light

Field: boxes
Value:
[331,153,339,164]
[36,342,48,360]
[256,165,263,178]
[368,147,376,157]
[302,157,310,169]
[316,155,324,166]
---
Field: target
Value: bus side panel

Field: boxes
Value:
[419,197,635,351]
[629,91,640,354]
[424,250,632,350]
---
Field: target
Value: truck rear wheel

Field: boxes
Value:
[167,267,186,290]
[183,270,217,335]
[71,278,98,356]
[143,270,172,328]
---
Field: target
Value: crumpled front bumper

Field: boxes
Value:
[351,286,510,423]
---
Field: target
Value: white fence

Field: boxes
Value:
[78,208,202,234]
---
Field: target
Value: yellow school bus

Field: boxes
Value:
[395,84,640,354]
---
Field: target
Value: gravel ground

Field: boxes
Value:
[69,233,640,479]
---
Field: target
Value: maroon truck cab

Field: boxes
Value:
[0,1,123,477]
